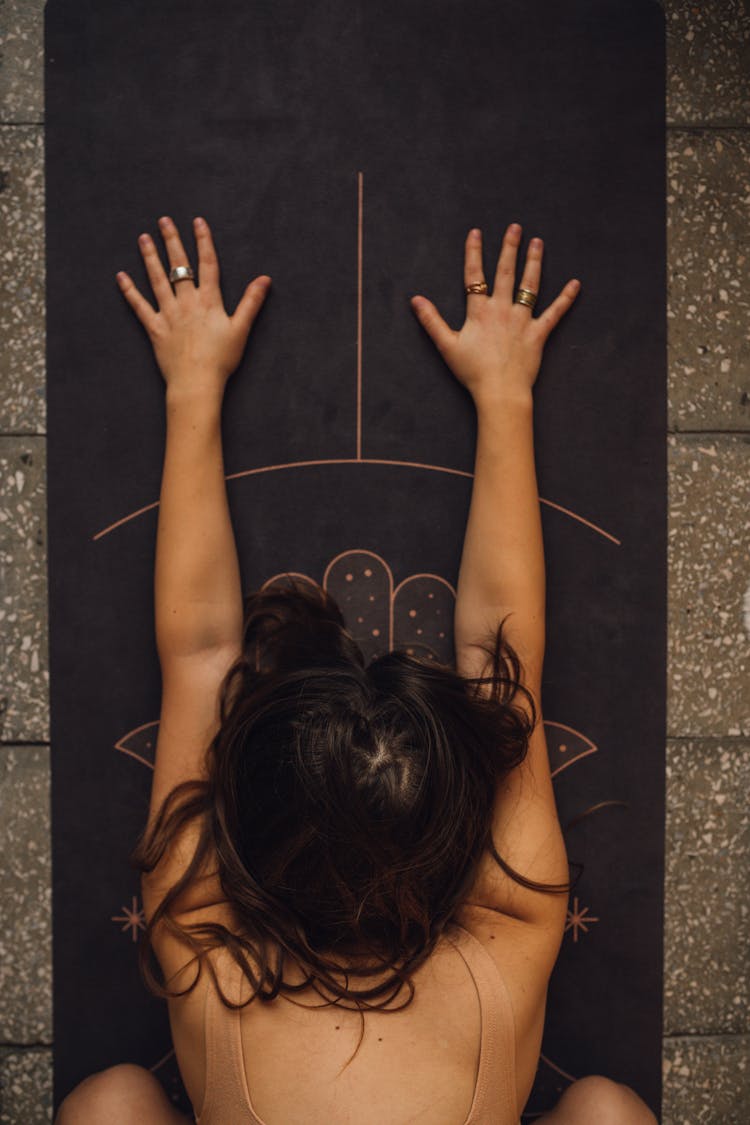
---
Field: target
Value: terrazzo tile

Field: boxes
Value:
[0,437,48,743]
[666,0,750,126]
[667,130,750,431]
[0,125,45,435]
[0,746,51,1045]
[668,434,750,737]
[0,0,44,125]
[664,739,749,1035]
[662,1034,750,1124]
[0,1047,52,1125]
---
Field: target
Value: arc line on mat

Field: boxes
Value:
[91,458,622,545]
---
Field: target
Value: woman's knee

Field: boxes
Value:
[549,1075,658,1125]
[54,1063,172,1124]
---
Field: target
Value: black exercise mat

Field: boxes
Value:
[46,0,666,1117]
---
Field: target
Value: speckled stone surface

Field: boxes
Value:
[0,1048,52,1125]
[666,0,750,126]
[667,130,750,431]
[0,0,44,125]
[668,434,750,737]
[0,746,51,1045]
[664,739,749,1036]
[662,1034,750,1124]
[0,437,48,743]
[0,126,45,435]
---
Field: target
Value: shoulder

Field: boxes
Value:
[454,900,565,993]
[153,903,253,1116]
[150,901,242,994]
[453,902,564,1113]
[452,901,563,1040]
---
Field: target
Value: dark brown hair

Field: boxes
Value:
[129,574,580,1068]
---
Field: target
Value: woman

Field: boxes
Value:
[55,218,657,1124]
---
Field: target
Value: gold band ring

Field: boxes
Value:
[514,288,537,309]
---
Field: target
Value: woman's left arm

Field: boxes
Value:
[117,215,272,656]
[118,216,271,920]
[155,384,242,655]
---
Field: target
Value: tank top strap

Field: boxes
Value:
[196,944,260,1125]
[448,923,519,1124]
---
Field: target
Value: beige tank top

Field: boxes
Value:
[196,922,521,1125]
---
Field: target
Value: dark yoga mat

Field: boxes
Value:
[46,0,666,1117]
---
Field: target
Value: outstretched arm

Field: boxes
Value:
[155,384,243,655]
[411,223,579,695]
[454,391,544,689]
[411,224,580,929]
[117,216,271,921]
[117,214,271,657]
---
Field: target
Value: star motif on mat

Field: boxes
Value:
[111,895,146,942]
[565,896,600,943]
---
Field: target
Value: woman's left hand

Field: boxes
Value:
[116,215,271,397]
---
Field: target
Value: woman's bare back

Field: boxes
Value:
[158,899,552,1123]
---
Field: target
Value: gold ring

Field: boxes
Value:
[465,281,489,295]
[514,287,537,309]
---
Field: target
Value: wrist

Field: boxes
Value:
[165,380,225,410]
[472,387,534,415]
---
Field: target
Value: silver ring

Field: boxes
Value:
[169,264,195,284]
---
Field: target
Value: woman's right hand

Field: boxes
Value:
[410,223,581,404]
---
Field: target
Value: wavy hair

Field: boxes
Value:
[129,574,580,1068]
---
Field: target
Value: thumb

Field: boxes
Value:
[410,296,456,359]
[232,276,271,336]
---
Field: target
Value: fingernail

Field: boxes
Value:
[411,296,425,309]
[510,223,521,235]
[194,216,206,228]
[116,272,126,285]
[470,228,481,238]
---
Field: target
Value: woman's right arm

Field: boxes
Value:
[453,390,544,698]
[453,387,568,929]
[411,222,579,701]
[410,223,580,927]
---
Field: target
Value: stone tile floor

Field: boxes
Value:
[1,0,749,1121]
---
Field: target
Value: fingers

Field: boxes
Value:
[156,216,196,298]
[232,276,272,337]
[137,230,174,309]
[532,278,582,337]
[492,223,522,302]
[116,272,160,334]
[515,237,543,311]
[192,217,221,291]
[463,228,487,304]
[410,295,457,360]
